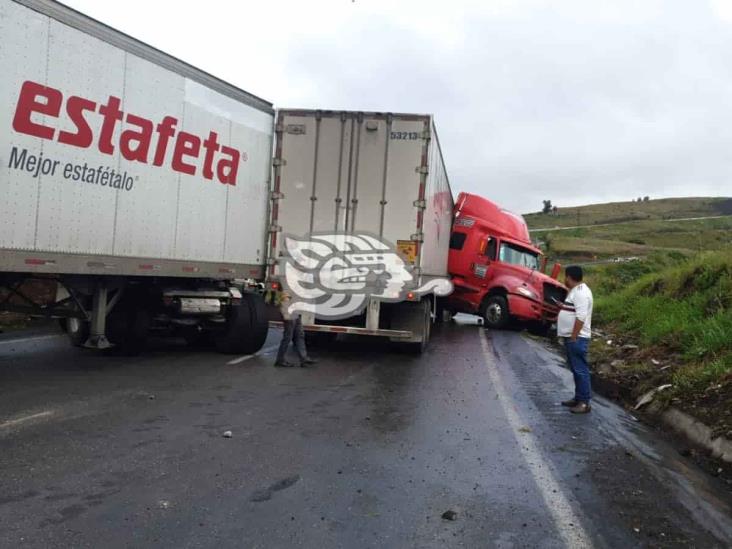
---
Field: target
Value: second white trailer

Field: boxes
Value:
[268,110,454,351]
[0,0,273,354]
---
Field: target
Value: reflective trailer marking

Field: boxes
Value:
[479,331,594,548]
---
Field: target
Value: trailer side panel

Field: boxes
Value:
[419,119,453,277]
[0,0,273,278]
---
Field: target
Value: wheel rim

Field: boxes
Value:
[68,317,81,334]
[486,303,503,324]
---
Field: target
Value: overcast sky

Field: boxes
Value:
[64,0,732,213]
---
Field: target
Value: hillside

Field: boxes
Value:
[524,197,732,263]
[524,196,732,230]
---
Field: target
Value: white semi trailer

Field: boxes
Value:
[268,110,454,351]
[0,0,273,353]
[0,0,454,354]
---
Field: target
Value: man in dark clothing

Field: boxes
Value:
[274,291,316,368]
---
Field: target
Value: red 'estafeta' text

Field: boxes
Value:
[11,80,242,185]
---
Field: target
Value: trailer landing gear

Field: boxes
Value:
[85,285,112,350]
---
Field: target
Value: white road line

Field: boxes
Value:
[226,345,278,365]
[0,411,54,430]
[0,334,63,346]
[479,331,594,549]
[227,354,255,365]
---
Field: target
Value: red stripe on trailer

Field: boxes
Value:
[182,266,199,273]
[24,258,53,265]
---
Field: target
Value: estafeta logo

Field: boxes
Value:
[11,80,242,185]
[281,233,453,320]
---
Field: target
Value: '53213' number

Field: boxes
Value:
[390,131,420,140]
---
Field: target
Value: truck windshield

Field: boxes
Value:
[499,242,539,269]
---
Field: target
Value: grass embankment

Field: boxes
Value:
[587,253,732,435]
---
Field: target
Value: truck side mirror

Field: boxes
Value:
[550,263,562,280]
[540,256,548,273]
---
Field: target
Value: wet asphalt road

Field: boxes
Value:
[1,319,732,548]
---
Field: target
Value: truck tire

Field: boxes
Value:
[107,307,150,355]
[434,299,446,324]
[65,317,89,347]
[390,299,431,354]
[481,295,510,330]
[215,293,269,354]
[241,293,269,351]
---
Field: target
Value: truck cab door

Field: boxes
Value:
[472,237,497,286]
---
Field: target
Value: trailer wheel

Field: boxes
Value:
[481,295,510,329]
[215,293,269,354]
[434,299,446,324]
[107,307,150,355]
[65,317,89,347]
[241,293,269,352]
[390,299,431,354]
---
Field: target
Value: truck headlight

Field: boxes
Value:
[516,287,537,299]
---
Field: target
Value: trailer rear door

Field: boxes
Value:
[271,110,431,270]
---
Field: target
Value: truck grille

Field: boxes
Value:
[543,282,567,306]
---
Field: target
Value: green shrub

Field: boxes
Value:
[672,354,732,393]
[594,252,732,385]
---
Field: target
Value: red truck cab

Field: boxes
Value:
[445,193,567,333]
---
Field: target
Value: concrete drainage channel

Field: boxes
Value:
[590,372,732,466]
[651,405,732,464]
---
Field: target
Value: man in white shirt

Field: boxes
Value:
[556,265,594,414]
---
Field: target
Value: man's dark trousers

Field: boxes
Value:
[565,337,592,402]
[276,317,307,363]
